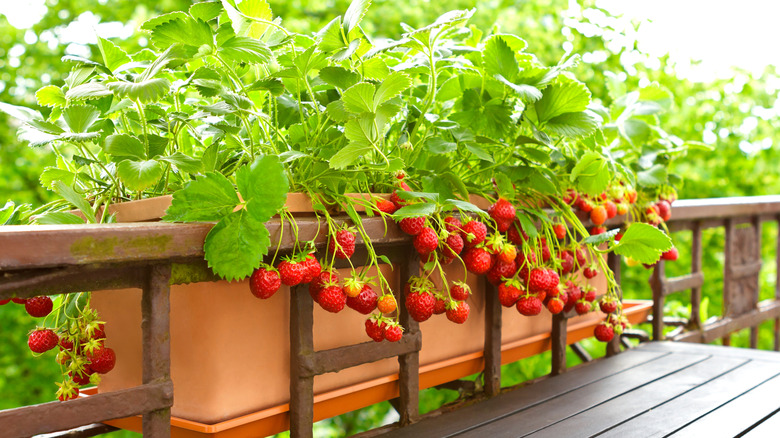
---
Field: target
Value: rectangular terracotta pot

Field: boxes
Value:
[91,195,609,425]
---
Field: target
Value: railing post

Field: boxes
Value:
[142,264,172,438]
[650,260,665,341]
[689,221,703,331]
[550,313,567,375]
[397,250,420,425]
[290,284,315,438]
[750,216,761,349]
[484,278,502,394]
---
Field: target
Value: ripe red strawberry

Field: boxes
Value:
[487,259,517,285]
[377,294,397,313]
[0,298,10,305]
[594,323,614,342]
[442,233,464,258]
[553,223,566,240]
[583,266,598,279]
[516,295,543,316]
[498,244,517,264]
[539,238,552,263]
[656,200,672,222]
[384,322,403,342]
[89,323,106,341]
[558,250,574,275]
[461,220,487,247]
[250,267,282,299]
[590,205,607,225]
[528,268,554,293]
[59,337,74,351]
[443,216,462,233]
[546,296,564,314]
[450,282,470,301]
[300,255,321,284]
[627,189,638,204]
[399,217,426,235]
[25,296,53,317]
[318,286,347,313]
[70,368,94,386]
[405,291,436,322]
[490,198,516,221]
[591,226,607,235]
[446,301,470,324]
[310,270,339,302]
[662,247,679,261]
[365,318,386,342]
[575,300,592,315]
[347,284,378,314]
[578,198,594,213]
[599,297,618,314]
[507,222,527,245]
[12,297,27,304]
[575,247,587,266]
[375,198,398,214]
[463,247,494,275]
[583,286,597,302]
[329,229,356,259]
[278,260,305,286]
[88,346,116,374]
[433,295,447,315]
[498,282,522,307]
[604,201,617,219]
[495,218,513,232]
[28,329,58,353]
[414,227,439,256]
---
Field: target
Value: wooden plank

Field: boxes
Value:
[289,284,315,438]
[141,264,172,438]
[522,356,747,438]
[663,272,704,296]
[379,348,670,437]
[729,261,763,280]
[0,264,147,300]
[35,423,118,437]
[670,300,780,344]
[0,382,172,438]
[667,370,780,437]
[636,340,780,362]
[484,278,502,395]
[664,196,780,222]
[741,409,780,437]
[0,217,412,270]
[303,331,422,377]
[458,353,715,437]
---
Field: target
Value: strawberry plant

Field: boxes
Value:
[1,0,693,401]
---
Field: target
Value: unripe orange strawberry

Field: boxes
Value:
[377,294,397,314]
[590,205,607,225]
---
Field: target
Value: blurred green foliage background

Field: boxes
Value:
[2,0,780,436]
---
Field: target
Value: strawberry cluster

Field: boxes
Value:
[2,297,116,401]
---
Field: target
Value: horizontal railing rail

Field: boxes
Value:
[2,196,780,437]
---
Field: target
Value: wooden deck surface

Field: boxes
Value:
[381,342,780,437]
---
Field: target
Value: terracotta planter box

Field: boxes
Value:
[89,195,625,435]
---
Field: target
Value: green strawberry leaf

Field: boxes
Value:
[570,151,610,196]
[204,208,270,281]
[342,82,375,113]
[105,134,146,161]
[637,164,668,187]
[582,228,620,245]
[329,142,374,169]
[189,1,223,22]
[96,36,131,72]
[219,37,272,64]
[483,35,519,82]
[545,111,600,138]
[159,152,203,173]
[222,0,273,39]
[52,180,95,223]
[108,78,171,103]
[35,211,86,225]
[534,80,591,123]
[164,172,240,222]
[36,85,67,108]
[117,159,164,191]
[392,203,437,219]
[343,0,371,34]
[373,71,411,107]
[62,105,101,133]
[236,155,289,220]
[611,222,672,264]
[319,66,360,90]
[65,83,113,101]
